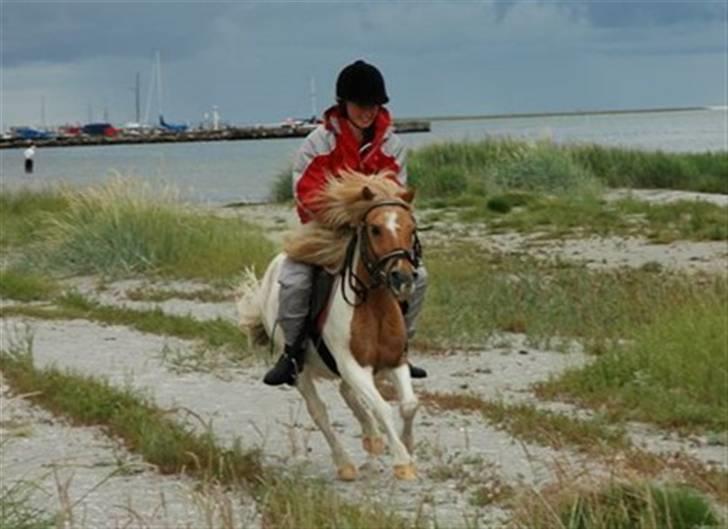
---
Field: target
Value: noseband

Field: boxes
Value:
[341,200,422,306]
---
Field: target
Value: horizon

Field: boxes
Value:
[4,104,727,132]
[3,2,726,130]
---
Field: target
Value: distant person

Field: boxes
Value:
[24,142,36,174]
[263,59,429,386]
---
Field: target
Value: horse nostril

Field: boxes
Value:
[389,269,414,292]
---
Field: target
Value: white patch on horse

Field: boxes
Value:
[384,211,400,236]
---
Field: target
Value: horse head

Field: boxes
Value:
[357,185,419,302]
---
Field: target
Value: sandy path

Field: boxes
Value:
[1,374,259,528]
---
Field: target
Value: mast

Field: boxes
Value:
[135,72,141,123]
[310,76,317,119]
[156,50,163,118]
[41,95,46,128]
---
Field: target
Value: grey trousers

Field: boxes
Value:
[277,256,428,347]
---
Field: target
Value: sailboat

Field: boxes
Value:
[143,51,188,133]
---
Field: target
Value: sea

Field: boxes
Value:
[2,108,726,205]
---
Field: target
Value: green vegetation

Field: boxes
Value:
[451,195,728,241]
[514,481,720,529]
[0,187,70,248]
[537,296,728,432]
[418,246,727,352]
[260,474,424,529]
[570,143,728,193]
[270,138,728,203]
[0,480,55,529]
[1,181,275,280]
[270,166,295,203]
[0,269,59,302]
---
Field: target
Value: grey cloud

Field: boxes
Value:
[563,1,725,28]
[2,2,229,67]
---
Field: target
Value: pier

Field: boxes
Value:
[0,120,430,149]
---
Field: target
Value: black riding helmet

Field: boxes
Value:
[336,60,389,106]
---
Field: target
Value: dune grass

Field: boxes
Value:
[417,246,727,353]
[270,138,728,204]
[0,479,55,529]
[448,193,728,241]
[0,269,59,302]
[514,480,721,529]
[569,143,728,193]
[0,187,70,248]
[3,180,275,280]
[259,474,424,529]
[536,296,728,433]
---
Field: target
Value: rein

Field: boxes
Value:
[340,200,422,306]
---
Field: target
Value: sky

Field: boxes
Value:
[2,1,726,129]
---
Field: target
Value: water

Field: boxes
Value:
[2,108,725,204]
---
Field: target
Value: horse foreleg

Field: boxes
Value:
[339,381,384,456]
[339,363,416,480]
[388,364,419,454]
[296,372,357,481]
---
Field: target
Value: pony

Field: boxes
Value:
[237,170,421,481]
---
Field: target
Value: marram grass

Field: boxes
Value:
[0,269,59,302]
[20,179,275,279]
[513,480,720,529]
[537,295,728,432]
[271,137,728,203]
[0,186,70,248]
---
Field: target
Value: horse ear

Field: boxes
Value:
[362,186,375,201]
[399,188,416,203]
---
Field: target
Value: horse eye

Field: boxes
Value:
[370,225,381,237]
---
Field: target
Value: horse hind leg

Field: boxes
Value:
[388,364,420,454]
[296,371,357,481]
[339,381,384,456]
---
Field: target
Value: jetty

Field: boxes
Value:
[0,120,431,150]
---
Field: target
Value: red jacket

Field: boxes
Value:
[292,105,407,223]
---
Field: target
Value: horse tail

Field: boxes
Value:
[236,267,265,341]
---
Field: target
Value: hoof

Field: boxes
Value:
[362,436,385,456]
[393,463,416,481]
[337,463,358,481]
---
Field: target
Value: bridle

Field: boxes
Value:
[341,200,422,306]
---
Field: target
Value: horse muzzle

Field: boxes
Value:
[387,267,416,302]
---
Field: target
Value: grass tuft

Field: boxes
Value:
[537,296,728,432]
[514,480,720,529]
[16,179,275,280]
[259,474,423,529]
[0,269,59,302]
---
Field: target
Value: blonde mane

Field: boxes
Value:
[283,170,410,268]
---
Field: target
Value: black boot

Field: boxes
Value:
[263,344,305,386]
[408,362,428,379]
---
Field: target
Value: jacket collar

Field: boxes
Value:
[323,104,393,146]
